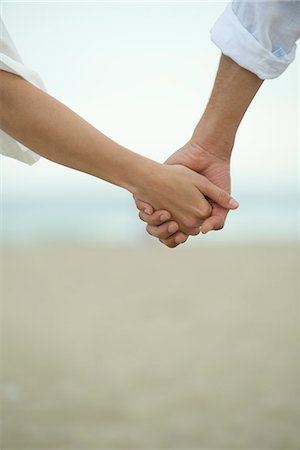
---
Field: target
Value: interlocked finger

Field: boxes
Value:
[134,198,154,215]
[159,232,189,248]
[146,221,179,239]
[139,210,171,226]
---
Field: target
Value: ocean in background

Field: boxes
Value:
[2,187,299,246]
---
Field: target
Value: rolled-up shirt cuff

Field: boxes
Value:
[210,4,297,79]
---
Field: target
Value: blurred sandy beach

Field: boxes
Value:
[2,245,299,448]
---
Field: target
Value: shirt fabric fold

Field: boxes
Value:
[0,17,45,165]
[211,1,300,79]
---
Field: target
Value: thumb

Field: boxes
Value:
[200,179,239,210]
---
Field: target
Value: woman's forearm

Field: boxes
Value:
[191,54,264,159]
[0,70,156,193]
[0,70,240,239]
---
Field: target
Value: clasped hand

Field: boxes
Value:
[133,141,237,248]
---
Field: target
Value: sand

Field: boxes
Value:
[1,245,299,448]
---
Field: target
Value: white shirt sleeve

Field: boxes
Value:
[210,1,300,79]
[0,17,46,165]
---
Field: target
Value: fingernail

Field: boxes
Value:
[168,223,178,234]
[229,198,239,209]
[160,214,169,222]
[144,208,152,215]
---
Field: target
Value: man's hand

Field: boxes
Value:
[134,55,263,248]
[166,140,231,235]
[134,139,232,248]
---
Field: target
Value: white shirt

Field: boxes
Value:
[1,4,300,165]
[211,1,300,79]
[0,17,45,165]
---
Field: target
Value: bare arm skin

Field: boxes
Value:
[191,54,263,159]
[0,70,151,192]
[136,55,263,247]
[0,70,238,236]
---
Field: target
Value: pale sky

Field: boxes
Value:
[1,1,299,199]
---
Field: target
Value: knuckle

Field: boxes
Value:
[157,229,168,239]
[145,215,158,226]
[199,203,212,219]
[182,216,198,229]
[181,225,200,236]
[185,228,199,236]
[147,216,156,226]
[153,211,162,220]
[217,190,229,205]
[181,218,190,228]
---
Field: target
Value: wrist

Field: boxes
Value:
[191,55,263,161]
[122,154,161,196]
[191,115,236,161]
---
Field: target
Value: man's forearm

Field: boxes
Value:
[0,70,155,193]
[191,54,264,160]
